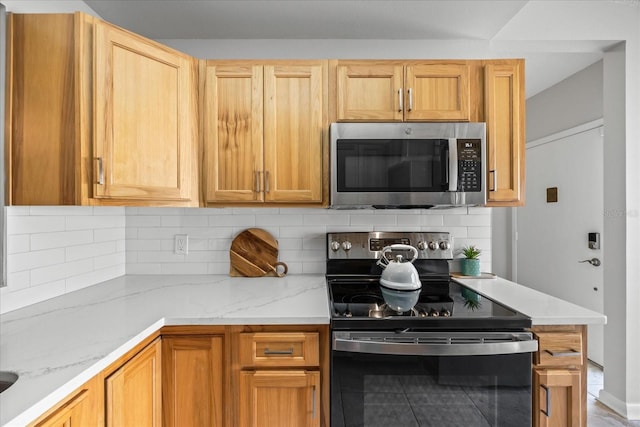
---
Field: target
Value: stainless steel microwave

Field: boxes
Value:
[330,122,486,209]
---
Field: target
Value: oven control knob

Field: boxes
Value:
[417,241,427,251]
[439,241,451,250]
[341,241,352,251]
[440,309,451,317]
[428,241,438,251]
[429,309,440,317]
[330,241,341,252]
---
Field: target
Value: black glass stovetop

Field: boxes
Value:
[328,278,531,331]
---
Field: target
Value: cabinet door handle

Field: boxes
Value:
[407,88,413,112]
[263,347,294,355]
[490,169,497,191]
[312,385,317,419]
[398,88,403,112]
[254,171,260,193]
[541,384,551,417]
[265,171,270,193]
[96,157,104,185]
[545,349,582,357]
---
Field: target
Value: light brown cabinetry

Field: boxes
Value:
[202,60,326,205]
[237,331,321,427]
[105,338,162,427]
[484,60,526,206]
[162,335,224,427]
[5,12,198,206]
[28,377,102,427]
[335,60,472,122]
[532,326,587,427]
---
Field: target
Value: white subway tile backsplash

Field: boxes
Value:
[7,216,66,235]
[31,230,94,251]
[1,206,126,314]
[3,205,492,313]
[9,248,66,273]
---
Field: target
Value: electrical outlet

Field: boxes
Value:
[175,234,188,255]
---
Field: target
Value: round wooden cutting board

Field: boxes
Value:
[229,228,287,277]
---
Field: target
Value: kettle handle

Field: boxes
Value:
[377,244,418,267]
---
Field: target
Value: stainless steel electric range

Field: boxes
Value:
[326,231,537,427]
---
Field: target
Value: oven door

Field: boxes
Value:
[331,331,537,427]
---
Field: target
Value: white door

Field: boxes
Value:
[515,123,604,366]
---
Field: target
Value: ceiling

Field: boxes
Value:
[17,0,619,98]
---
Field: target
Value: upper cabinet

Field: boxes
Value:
[335,60,472,122]
[484,60,525,206]
[93,21,197,204]
[6,12,199,206]
[203,60,326,206]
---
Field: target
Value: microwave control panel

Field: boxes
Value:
[457,139,482,192]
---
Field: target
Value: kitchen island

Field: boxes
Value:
[0,274,605,426]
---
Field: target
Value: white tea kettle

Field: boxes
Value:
[376,244,421,311]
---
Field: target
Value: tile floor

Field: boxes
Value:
[587,362,640,426]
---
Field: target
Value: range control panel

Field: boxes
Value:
[457,139,482,192]
[327,231,453,260]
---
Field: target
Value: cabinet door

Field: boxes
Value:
[32,388,96,427]
[162,336,224,427]
[204,63,264,203]
[405,62,471,121]
[336,63,404,121]
[94,21,196,203]
[105,338,162,427]
[533,369,582,427]
[484,60,525,205]
[240,370,320,427]
[264,63,324,203]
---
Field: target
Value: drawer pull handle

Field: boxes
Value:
[263,347,294,355]
[541,384,551,417]
[545,349,581,357]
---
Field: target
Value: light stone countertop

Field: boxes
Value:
[452,276,607,326]
[0,274,330,427]
[0,273,606,426]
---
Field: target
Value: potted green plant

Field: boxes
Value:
[459,245,482,277]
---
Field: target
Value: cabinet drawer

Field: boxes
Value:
[239,332,319,367]
[534,331,583,367]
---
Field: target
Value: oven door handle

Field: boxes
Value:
[333,335,538,356]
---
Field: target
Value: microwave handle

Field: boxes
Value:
[447,138,458,192]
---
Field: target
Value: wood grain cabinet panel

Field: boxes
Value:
[239,370,321,427]
[203,60,326,205]
[532,326,587,427]
[484,60,525,206]
[93,21,197,203]
[335,61,471,122]
[203,63,264,202]
[29,377,102,427]
[105,338,162,427]
[239,332,320,367]
[533,369,582,427]
[162,335,224,427]
[6,12,198,206]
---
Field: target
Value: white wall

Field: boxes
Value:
[125,207,493,276]
[519,2,639,417]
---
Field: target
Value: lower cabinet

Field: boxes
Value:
[533,369,582,427]
[532,325,587,427]
[30,377,101,427]
[239,370,321,427]
[162,335,224,427]
[105,338,162,427]
[27,325,329,427]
